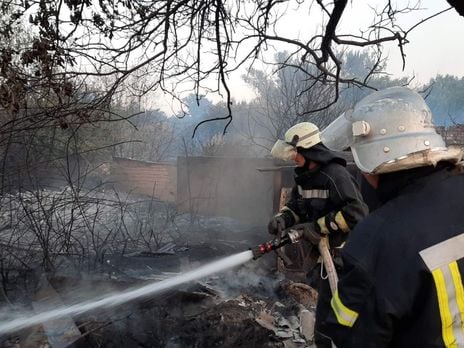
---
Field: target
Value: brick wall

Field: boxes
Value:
[110,157,176,202]
[436,125,464,146]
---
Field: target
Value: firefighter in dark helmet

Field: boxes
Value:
[268,121,368,346]
[318,86,464,347]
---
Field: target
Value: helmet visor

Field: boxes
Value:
[270,140,297,161]
[320,109,355,151]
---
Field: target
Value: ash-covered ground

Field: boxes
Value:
[0,187,317,347]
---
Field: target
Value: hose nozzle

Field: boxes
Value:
[250,229,303,260]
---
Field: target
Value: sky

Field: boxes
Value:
[371,1,464,83]
[225,0,464,101]
[151,0,464,113]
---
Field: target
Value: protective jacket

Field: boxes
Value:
[320,163,464,347]
[279,144,368,247]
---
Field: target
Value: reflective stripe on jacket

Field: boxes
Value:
[320,165,464,347]
[281,161,368,247]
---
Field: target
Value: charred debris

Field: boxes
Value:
[0,188,317,348]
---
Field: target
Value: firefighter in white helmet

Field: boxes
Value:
[318,86,464,347]
[269,121,368,347]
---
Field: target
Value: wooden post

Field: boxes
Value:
[276,186,293,273]
[273,170,282,214]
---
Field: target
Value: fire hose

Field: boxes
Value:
[250,228,338,295]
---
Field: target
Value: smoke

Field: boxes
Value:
[0,251,253,335]
[207,256,285,298]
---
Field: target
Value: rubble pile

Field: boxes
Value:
[0,188,318,347]
[69,281,315,347]
[2,273,317,347]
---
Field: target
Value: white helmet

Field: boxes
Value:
[321,87,463,174]
[271,122,321,161]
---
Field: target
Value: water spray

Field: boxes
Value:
[0,229,312,336]
[0,251,254,335]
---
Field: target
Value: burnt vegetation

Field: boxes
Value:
[0,0,463,346]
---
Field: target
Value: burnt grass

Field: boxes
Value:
[71,225,289,347]
[74,289,284,348]
[1,220,309,347]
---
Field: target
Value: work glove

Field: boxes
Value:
[267,214,286,235]
[292,222,323,245]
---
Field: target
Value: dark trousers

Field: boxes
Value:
[308,264,334,348]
